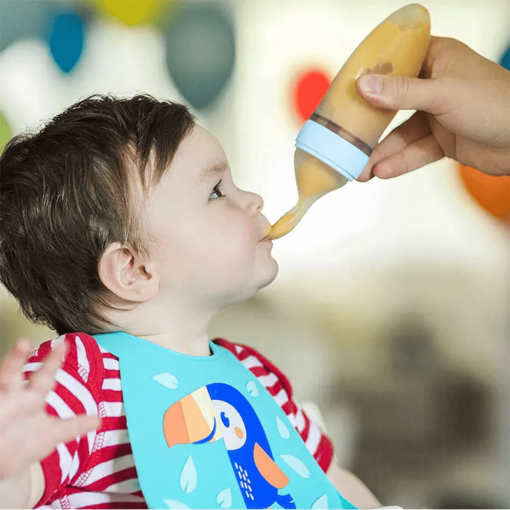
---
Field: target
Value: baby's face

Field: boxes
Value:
[144,125,278,310]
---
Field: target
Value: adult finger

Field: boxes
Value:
[0,338,33,392]
[27,341,69,396]
[357,112,431,181]
[373,134,445,179]
[356,73,452,115]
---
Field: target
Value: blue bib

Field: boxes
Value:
[94,332,356,509]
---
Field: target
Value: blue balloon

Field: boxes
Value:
[48,11,86,73]
[164,4,236,111]
[500,45,510,71]
[0,0,51,53]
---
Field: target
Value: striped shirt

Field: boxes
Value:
[22,333,334,509]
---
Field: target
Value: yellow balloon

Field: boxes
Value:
[91,0,169,26]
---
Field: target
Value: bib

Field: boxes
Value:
[94,332,356,509]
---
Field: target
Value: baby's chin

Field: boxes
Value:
[224,261,279,307]
[256,258,279,291]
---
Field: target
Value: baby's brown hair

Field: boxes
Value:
[0,94,195,335]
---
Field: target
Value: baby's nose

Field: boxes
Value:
[248,191,264,214]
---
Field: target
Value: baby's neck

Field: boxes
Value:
[137,332,213,357]
[105,297,216,357]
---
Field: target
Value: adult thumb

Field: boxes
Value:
[356,74,447,113]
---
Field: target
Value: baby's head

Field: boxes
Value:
[0,94,277,336]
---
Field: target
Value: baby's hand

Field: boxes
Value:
[0,339,101,481]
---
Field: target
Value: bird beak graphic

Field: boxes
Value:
[163,386,223,449]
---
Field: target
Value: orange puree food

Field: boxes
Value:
[268,4,431,240]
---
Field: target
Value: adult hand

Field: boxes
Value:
[356,36,510,180]
[0,339,101,481]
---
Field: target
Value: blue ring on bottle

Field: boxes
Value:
[295,120,370,181]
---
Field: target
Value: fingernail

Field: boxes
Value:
[359,74,382,95]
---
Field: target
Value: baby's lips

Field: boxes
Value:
[260,224,272,241]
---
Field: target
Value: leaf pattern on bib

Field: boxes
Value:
[153,372,179,389]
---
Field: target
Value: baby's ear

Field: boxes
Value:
[98,243,159,303]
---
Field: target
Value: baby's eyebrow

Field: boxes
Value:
[194,162,227,187]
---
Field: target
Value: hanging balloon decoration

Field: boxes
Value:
[457,44,510,224]
[90,0,168,27]
[47,10,87,73]
[500,45,510,71]
[164,4,236,111]
[458,166,510,223]
[0,0,51,53]
[0,110,13,155]
[291,68,331,124]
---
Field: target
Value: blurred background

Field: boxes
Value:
[0,0,509,507]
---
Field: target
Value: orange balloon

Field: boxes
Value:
[458,164,510,223]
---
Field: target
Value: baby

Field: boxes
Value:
[0,94,379,509]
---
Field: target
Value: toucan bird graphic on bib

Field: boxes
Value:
[94,332,356,509]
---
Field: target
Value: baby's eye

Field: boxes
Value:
[210,180,226,200]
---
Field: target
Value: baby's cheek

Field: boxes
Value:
[217,210,254,243]
[233,220,258,258]
[216,222,257,272]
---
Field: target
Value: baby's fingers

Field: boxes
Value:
[51,414,101,445]
[0,338,33,392]
[28,341,69,396]
[373,134,445,179]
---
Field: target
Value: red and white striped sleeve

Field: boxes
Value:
[213,338,334,473]
[22,333,104,507]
